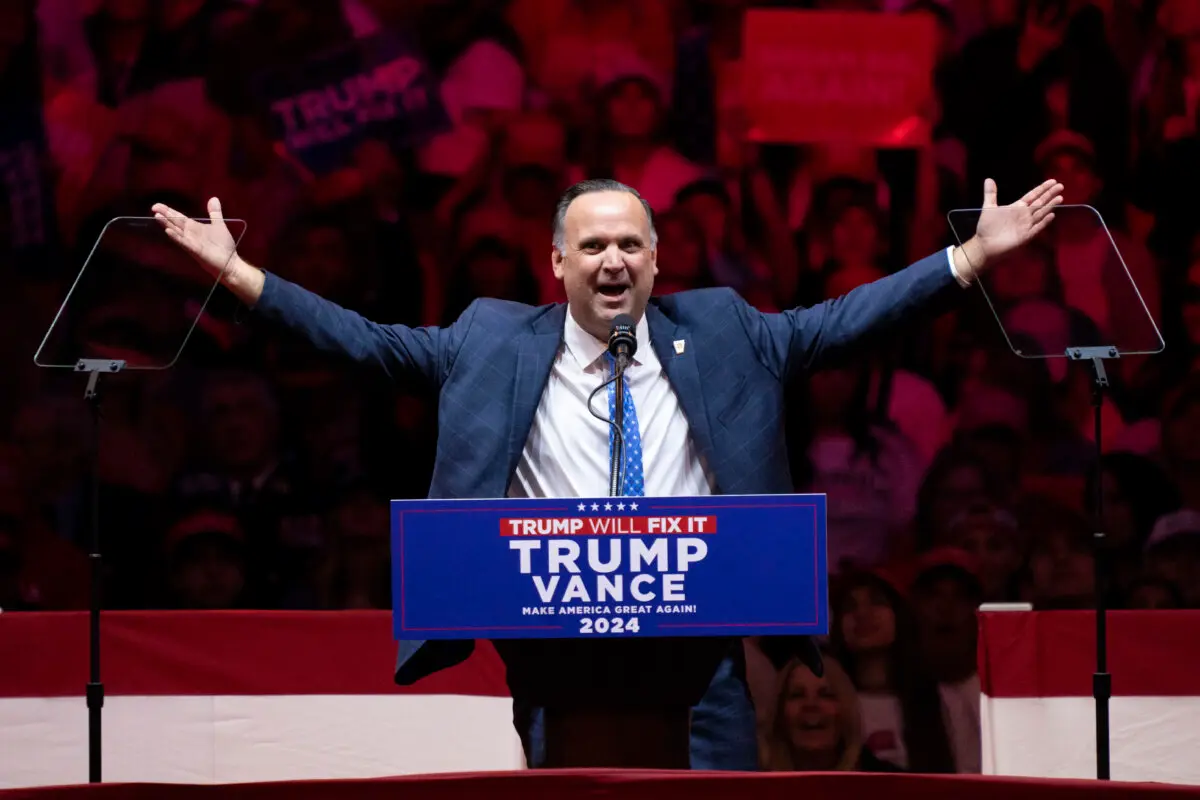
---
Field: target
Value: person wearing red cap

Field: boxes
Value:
[163,509,248,610]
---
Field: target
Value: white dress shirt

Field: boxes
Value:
[508,249,965,500]
[507,310,715,499]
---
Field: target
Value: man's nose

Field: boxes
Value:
[601,245,625,268]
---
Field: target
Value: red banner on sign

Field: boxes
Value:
[499,516,718,536]
[740,10,936,147]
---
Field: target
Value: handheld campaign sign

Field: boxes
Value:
[392,494,827,640]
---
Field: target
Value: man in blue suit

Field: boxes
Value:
[152,176,1062,769]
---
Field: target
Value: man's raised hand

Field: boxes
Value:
[954,178,1064,283]
[152,197,264,305]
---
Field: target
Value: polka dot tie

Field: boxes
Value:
[606,352,644,497]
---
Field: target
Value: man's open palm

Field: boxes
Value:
[974,178,1064,261]
[152,197,238,279]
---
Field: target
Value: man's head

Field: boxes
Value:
[552,180,658,342]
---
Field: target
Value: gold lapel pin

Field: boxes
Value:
[673,340,686,355]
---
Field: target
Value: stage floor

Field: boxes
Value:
[1,770,1199,800]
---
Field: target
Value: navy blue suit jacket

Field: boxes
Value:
[252,249,960,768]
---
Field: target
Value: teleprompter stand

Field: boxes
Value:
[1067,345,1119,781]
[76,358,125,783]
[32,213,248,782]
[947,202,1166,781]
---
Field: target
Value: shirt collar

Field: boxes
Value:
[563,308,655,373]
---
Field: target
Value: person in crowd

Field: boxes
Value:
[439,202,542,324]
[1083,452,1181,598]
[1125,574,1184,609]
[760,653,903,772]
[830,570,957,772]
[1141,509,1200,608]
[576,59,704,213]
[913,447,997,552]
[945,503,1024,603]
[1159,377,1200,510]
[308,479,391,610]
[908,547,984,773]
[172,369,318,606]
[1022,498,1097,609]
[162,508,248,610]
[649,208,713,296]
[791,358,924,572]
[0,446,89,611]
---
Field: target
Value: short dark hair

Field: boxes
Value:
[552,179,657,251]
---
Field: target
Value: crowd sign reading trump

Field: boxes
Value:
[253,32,450,174]
[391,495,828,639]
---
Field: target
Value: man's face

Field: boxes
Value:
[552,191,657,341]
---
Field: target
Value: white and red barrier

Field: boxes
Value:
[5,609,1200,789]
[0,611,523,788]
[979,609,1200,784]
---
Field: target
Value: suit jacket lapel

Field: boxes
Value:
[645,304,717,474]
[505,305,567,488]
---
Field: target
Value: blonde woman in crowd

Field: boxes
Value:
[759,653,902,773]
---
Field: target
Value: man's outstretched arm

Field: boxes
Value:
[153,197,458,385]
[737,178,1064,379]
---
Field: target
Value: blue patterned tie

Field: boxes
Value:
[606,352,644,496]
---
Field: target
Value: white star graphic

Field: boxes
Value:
[604,502,613,511]
[617,502,625,511]
[630,502,638,510]
[591,503,599,511]
[577,503,586,511]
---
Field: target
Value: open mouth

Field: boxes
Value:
[795,717,831,732]
[597,285,630,300]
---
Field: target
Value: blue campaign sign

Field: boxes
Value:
[252,31,450,174]
[391,494,827,640]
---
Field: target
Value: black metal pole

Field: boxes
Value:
[76,360,122,783]
[84,369,104,783]
[1089,358,1111,781]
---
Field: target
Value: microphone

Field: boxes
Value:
[608,314,637,372]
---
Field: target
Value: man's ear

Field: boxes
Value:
[551,247,565,280]
[650,246,658,277]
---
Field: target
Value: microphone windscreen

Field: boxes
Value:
[608,314,637,357]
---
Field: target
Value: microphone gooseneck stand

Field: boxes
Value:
[75,357,125,783]
[605,314,637,497]
[1068,345,1117,781]
[585,366,628,497]
[610,362,625,497]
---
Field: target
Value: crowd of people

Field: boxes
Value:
[2,0,1199,776]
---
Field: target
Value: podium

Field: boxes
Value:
[391,494,829,768]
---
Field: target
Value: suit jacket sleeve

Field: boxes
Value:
[252,271,474,387]
[735,250,960,380]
